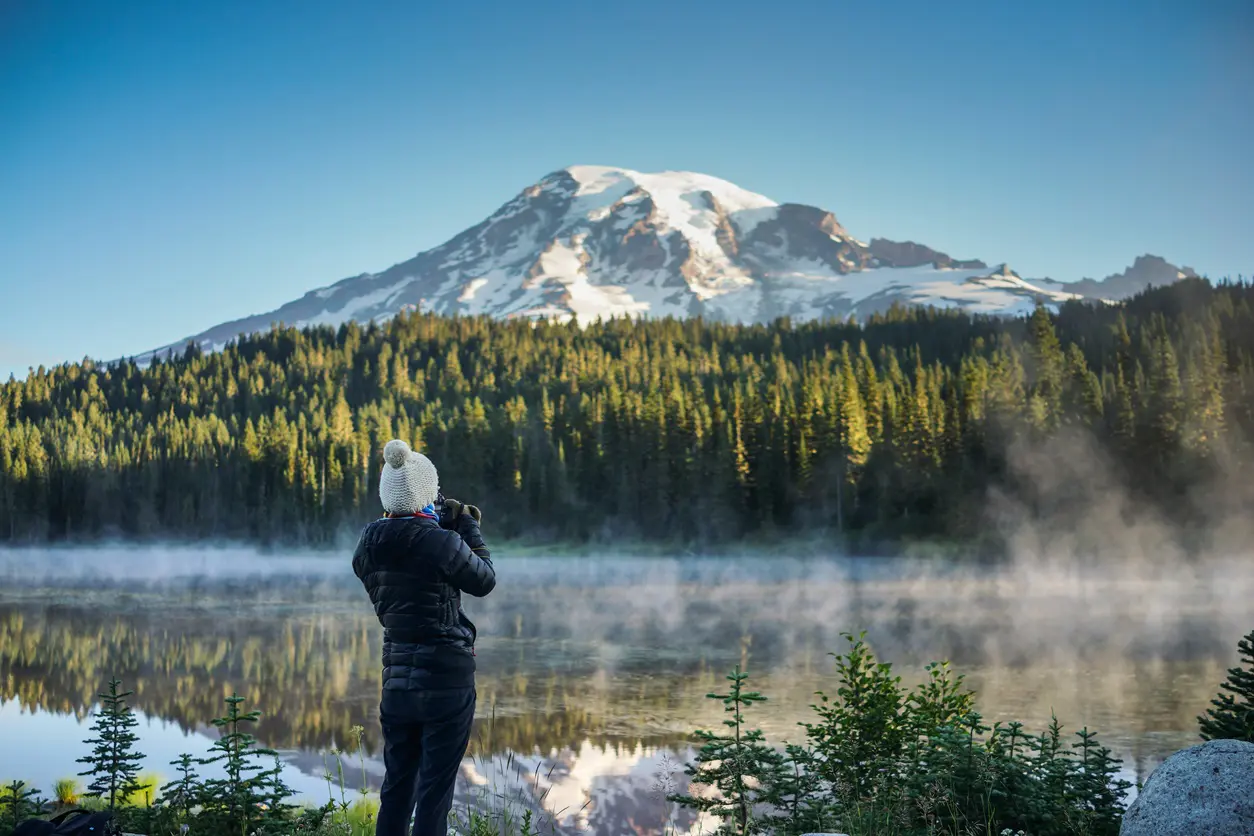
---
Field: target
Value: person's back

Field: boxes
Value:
[352,439,495,836]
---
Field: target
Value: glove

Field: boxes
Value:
[439,498,482,529]
[438,498,461,529]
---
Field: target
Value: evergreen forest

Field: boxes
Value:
[2,277,1252,553]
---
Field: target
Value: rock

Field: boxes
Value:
[1120,738,1254,835]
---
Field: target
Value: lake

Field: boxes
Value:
[0,546,1249,835]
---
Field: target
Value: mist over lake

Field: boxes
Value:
[1,546,1248,835]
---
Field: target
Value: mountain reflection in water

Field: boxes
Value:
[0,550,1249,835]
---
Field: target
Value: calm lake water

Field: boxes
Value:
[0,546,1249,835]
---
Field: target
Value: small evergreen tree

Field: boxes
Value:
[256,756,298,834]
[668,668,783,836]
[1035,714,1074,815]
[758,743,839,836]
[1199,628,1254,742]
[156,754,201,831]
[1069,726,1132,836]
[76,678,144,810]
[195,693,294,836]
[0,780,45,835]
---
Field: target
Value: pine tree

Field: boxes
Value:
[195,693,295,836]
[0,780,45,834]
[1113,365,1137,447]
[157,754,202,829]
[256,756,298,834]
[1069,726,1133,836]
[838,345,872,472]
[757,743,840,836]
[1026,304,1065,431]
[1063,343,1104,426]
[1183,328,1227,451]
[1198,629,1254,742]
[76,678,145,810]
[1146,333,1184,456]
[668,668,784,836]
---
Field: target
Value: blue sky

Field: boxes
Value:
[1,0,1251,378]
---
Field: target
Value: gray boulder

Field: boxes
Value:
[1120,738,1254,835]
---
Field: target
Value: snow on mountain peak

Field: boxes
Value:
[137,166,1189,362]
[562,165,778,211]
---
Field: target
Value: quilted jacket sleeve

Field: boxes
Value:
[439,521,495,597]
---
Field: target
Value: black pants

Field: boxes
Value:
[375,686,476,836]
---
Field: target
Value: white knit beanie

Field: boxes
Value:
[379,439,440,515]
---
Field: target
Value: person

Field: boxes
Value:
[352,438,496,836]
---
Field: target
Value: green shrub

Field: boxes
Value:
[671,632,1132,836]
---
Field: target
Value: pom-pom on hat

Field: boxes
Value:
[379,439,440,515]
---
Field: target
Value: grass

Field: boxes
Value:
[449,703,590,836]
[315,724,379,836]
[309,797,380,836]
[52,778,80,807]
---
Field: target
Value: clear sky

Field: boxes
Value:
[1,0,1251,379]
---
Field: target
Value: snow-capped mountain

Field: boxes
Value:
[146,166,1194,357]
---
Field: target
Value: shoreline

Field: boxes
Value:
[0,530,984,561]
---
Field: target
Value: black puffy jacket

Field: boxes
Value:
[352,512,495,691]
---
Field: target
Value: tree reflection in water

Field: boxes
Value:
[0,553,1247,830]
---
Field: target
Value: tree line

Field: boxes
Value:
[2,277,1252,551]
